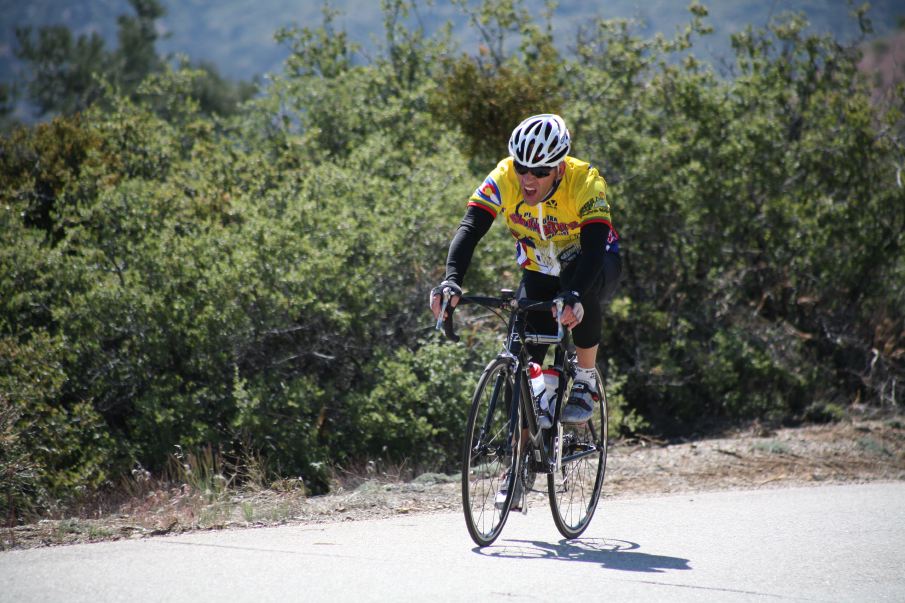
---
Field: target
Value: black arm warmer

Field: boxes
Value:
[566,222,611,298]
[444,206,494,286]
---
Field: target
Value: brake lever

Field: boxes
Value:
[435,293,449,332]
[443,306,460,343]
[435,289,460,342]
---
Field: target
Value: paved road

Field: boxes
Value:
[2,482,903,602]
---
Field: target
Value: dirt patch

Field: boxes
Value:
[3,417,903,550]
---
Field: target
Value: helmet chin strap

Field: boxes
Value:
[540,177,561,203]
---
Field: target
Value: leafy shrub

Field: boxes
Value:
[429,1,564,168]
[350,338,488,473]
[0,1,902,515]
[0,332,116,518]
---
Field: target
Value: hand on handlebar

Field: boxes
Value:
[553,291,584,331]
[429,280,462,321]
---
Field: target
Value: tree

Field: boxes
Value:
[430,0,565,169]
[0,0,901,520]
[13,0,255,120]
[14,24,109,116]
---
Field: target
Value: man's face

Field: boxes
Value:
[517,162,562,206]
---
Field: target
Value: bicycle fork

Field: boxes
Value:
[508,381,532,515]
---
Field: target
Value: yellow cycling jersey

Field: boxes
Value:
[468,156,619,277]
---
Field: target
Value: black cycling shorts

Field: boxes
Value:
[517,252,622,362]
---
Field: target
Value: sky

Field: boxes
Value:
[2,0,899,84]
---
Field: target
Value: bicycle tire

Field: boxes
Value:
[548,366,608,539]
[462,356,520,547]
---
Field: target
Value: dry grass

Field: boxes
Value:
[3,417,904,550]
[1,445,308,550]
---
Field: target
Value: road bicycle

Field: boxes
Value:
[436,288,608,547]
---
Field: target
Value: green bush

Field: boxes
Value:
[0,1,902,514]
[0,332,116,518]
[351,339,486,472]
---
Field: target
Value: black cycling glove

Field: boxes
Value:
[560,290,581,307]
[433,280,462,298]
[558,290,585,323]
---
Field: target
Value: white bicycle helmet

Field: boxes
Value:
[508,114,571,168]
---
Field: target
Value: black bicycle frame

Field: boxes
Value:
[437,289,570,474]
[502,300,570,474]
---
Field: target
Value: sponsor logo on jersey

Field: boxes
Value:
[510,211,540,233]
[557,245,580,264]
[509,211,578,238]
[515,239,533,267]
[578,195,610,217]
[606,227,620,253]
[544,220,578,238]
[474,177,502,207]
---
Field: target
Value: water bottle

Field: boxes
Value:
[528,362,552,429]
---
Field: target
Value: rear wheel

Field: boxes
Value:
[462,357,520,547]
[548,366,608,539]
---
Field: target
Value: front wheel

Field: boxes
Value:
[462,357,520,547]
[548,366,608,539]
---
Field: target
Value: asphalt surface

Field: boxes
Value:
[1,482,903,602]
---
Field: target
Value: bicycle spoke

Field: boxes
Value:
[456,294,607,545]
[462,357,517,547]
[548,368,608,539]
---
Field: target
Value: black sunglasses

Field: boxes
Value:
[513,162,553,178]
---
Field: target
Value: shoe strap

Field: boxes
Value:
[572,378,598,393]
[568,397,594,412]
[569,380,599,411]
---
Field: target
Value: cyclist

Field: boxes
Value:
[430,113,622,427]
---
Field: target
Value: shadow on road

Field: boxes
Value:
[476,538,691,573]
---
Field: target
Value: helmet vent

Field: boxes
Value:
[508,114,571,168]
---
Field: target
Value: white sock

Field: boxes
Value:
[575,367,597,390]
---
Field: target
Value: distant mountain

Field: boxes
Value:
[2,1,901,86]
[860,27,905,103]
